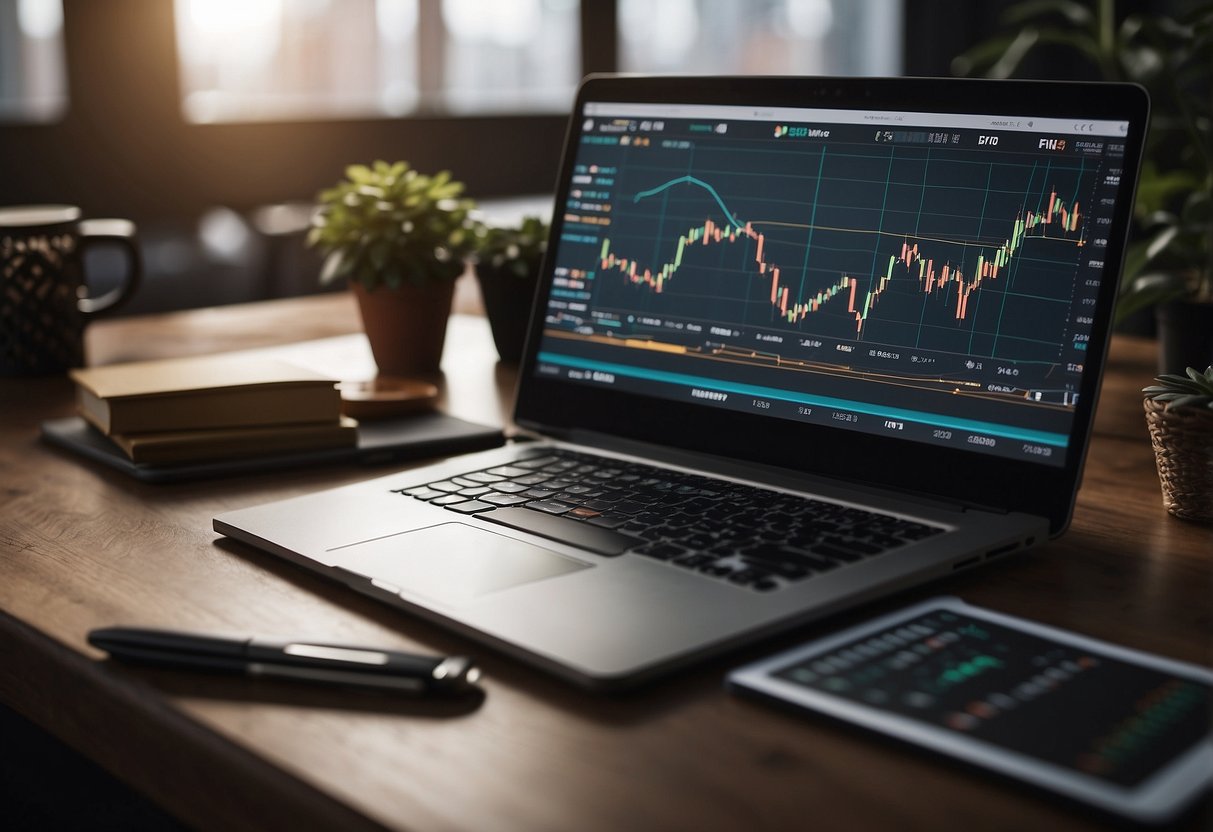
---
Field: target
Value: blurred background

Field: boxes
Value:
[0,0,1197,317]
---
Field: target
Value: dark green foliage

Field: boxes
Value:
[475,216,549,279]
[308,161,478,291]
[1144,365,1213,410]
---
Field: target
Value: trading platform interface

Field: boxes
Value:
[534,101,1132,466]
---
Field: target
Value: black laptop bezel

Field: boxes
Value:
[514,75,1149,535]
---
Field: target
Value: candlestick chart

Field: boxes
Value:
[582,143,1098,363]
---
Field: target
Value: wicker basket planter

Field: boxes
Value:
[1144,398,1213,522]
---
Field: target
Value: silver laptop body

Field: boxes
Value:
[216,76,1148,689]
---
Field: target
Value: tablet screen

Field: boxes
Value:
[770,607,1211,789]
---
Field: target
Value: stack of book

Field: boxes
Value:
[69,354,356,465]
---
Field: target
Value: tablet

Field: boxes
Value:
[728,597,1213,823]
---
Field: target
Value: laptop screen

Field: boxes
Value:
[516,77,1147,528]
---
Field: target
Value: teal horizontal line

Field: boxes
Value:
[537,350,1068,446]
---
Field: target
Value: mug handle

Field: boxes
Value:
[76,218,142,316]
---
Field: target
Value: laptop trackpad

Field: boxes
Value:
[330,522,591,608]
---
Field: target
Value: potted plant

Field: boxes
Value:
[308,161,478,376]
[473,215,549,363]
[1143,366,1213,522]
[953,1,1213,370]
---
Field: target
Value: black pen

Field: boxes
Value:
[88,627,481,696]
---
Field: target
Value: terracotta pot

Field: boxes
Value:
[352,279,454,377]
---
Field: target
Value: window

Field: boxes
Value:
[439,0,579,113]
[0,0,67,122]
[173,0,580,123]
[173,0,900,124]
[619,0,901,77]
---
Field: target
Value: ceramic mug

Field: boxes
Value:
[0,205,142,375]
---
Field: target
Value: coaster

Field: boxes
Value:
[338,376,439,420]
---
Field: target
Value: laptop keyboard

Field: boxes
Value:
[394,449,944,592]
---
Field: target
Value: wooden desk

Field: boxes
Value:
[2,294,1209,831]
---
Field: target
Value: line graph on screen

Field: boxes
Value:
[586,145,1096,362]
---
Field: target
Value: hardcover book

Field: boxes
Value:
[70,355,342,435]
[107,417,358,465]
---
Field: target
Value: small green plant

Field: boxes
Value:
[475,216,549,279]
[1143,365,1213,411]
[308,160,477,291]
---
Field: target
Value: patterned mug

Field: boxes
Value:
[0,205,141,375]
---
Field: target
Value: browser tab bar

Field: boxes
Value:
[583,103,1128,138]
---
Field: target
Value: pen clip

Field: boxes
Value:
[249,639,480,692]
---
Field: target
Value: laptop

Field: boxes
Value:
[215,76,1149,690]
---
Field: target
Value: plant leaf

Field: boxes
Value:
[1146,225,1181,261]
[989,28,1041,79]
[1120,238,1150,283]
[368,239,390,270]
[346,164,373,184]
[1116,272,1191,323]
[951,34,1021,76]
[1001,0,1093,27]
[1166,394,1205,410]
[319,251,345,285]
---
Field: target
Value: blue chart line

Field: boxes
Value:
[632,176,745,227]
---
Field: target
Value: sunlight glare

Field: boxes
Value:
[185,0,283,36]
